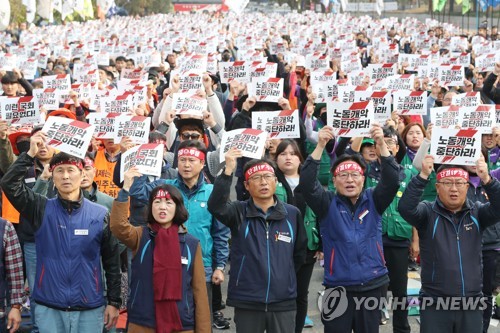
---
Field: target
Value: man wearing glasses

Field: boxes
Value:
[300,124,400,333]
[399,155,500,333]
[207,149,307,333]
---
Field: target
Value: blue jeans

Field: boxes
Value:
[36,304,104,333]
[24,242,39,333]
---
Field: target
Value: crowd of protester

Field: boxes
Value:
[0,9,499,333]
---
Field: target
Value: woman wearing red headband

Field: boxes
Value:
[111,173,211,333]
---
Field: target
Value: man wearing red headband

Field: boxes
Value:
[33,153,114,213]
[207,150,307,333]
[399,155,500,333]
[299,124,400,333]
[1,134,122,333]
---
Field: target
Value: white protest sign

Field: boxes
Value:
[100,93,134,114]
[438,65,464,86]
[0,96,41,125]
[452,92,481,107]
[327,100,375,137]
[393,90,428,115]
[0,54,17,70]
[310,71,337,103]
[448,52,471,67]
[178,54,207,73]
[475,53,499,72]
[18,58,38,80]
[43,74,71,91]
[250,62,278,80]
[385,74,415,90]
[459,105,496,134]
[219,61,250,84]
[178,72,204,94]
[121,68,148,81]
[354,91,392,121]
[324,78,351,102]
[404,54,430,71]
[248,77,284,102]
[430,128,481,166]
[33,88,60,111]
[252,109,300,139]
[114,115,151,144]
[219,128,267,163]
[42,117,95,159]
[117,79,146,92]
[171,93,207,118]
[305,53,330,71]
[431,105,461,128]
[367,63,398,81]
[87,112,120,139]
[77,69,99,85]
[120,143,163,182]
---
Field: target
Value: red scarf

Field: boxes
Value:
[151,223,183,333]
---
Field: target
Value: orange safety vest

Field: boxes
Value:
[1,192,19,224]
[93,149,121,198]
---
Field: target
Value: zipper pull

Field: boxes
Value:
[266,230,269,240]
[457,235,459,241]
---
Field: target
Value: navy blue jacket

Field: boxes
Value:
[0,153,122,308]
[300,155,400,290]
[208,173,307,311]
[399,174,500,297]
[128,225,201,330]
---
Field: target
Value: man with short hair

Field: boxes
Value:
[1,68,33,97]
[300,124,400,333]
[33,153,114,212]
[207,149,307,333]
[0,125,55,333]
[1,138,122,333]
[399,155,500,333]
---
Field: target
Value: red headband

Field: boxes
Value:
[49,160,83,172]
[155,189,172,200]
[334,162,364,176]
[245,164,275,181]
[83,157,94,168]
[437,168,469,181]
[178,148,205,161]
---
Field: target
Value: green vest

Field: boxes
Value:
[365,166,417,240]
[305,120,331,186]
[400,154,437,202]
[275,182,320,251]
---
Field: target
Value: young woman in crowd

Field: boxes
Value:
[273,139,322,332]
[110,169,211,333]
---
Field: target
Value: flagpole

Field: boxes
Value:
[448,0,453,24]
[476,0,479,31]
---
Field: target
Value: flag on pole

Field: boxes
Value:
[0,0,10,30]
[462,0,471,13]
[340,0,348,11]
[433,0,446,11]
[375,0,384,15]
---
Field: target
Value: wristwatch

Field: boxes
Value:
[216,266,226,273]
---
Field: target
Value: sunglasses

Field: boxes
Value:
[181,133,201,140]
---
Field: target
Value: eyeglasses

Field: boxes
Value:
[247,174,276,183]
[181,133,201,140]
[384,139,397,147]
[336,172,363,180]
[436,181,468,188]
